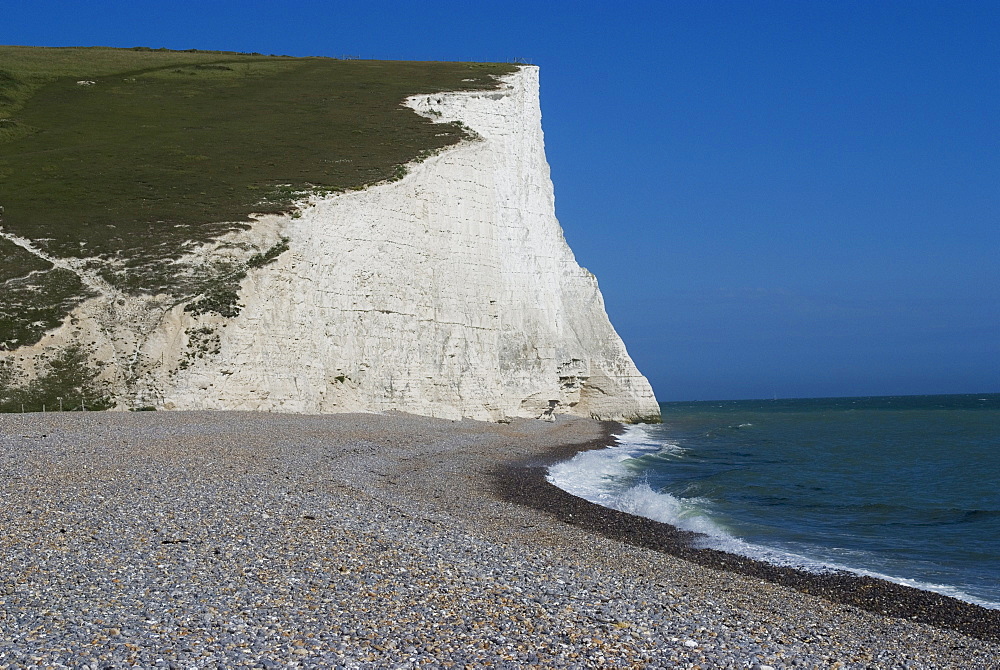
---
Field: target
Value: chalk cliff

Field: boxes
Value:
[12,66,660,422]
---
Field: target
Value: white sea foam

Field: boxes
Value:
[546,425,1000,610]
[546,425,724,537]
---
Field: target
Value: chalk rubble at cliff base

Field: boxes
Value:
[0,411,996,669]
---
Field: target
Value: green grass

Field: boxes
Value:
[0,267,93,349]
[0,45,516,349]
[0,237,50,281]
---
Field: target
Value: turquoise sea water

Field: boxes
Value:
[548,394,1000,608]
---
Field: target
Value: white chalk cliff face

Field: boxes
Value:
[142,66,658,421]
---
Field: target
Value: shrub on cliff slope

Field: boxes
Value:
[0,359,16,409]
[0,343,112,412]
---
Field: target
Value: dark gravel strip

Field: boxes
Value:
[491,421,1000,643]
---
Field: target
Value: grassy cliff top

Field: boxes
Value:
[0,46,516,349]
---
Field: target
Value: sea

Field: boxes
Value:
[547,393,1000,609]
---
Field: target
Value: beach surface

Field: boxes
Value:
[0,411,997,668]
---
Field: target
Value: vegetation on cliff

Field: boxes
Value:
[0,46,513,410]
[0,343,112,412]
[0,45,514,351]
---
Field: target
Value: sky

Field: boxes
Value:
[5,1,998,401]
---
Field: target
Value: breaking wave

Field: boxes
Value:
[546,424,1000,609]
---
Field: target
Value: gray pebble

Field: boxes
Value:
[0,410,996,668]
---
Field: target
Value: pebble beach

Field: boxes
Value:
[1,411,997,669]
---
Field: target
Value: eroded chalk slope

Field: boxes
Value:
[4,67,659,422]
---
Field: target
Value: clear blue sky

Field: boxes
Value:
[6,1,998,401]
